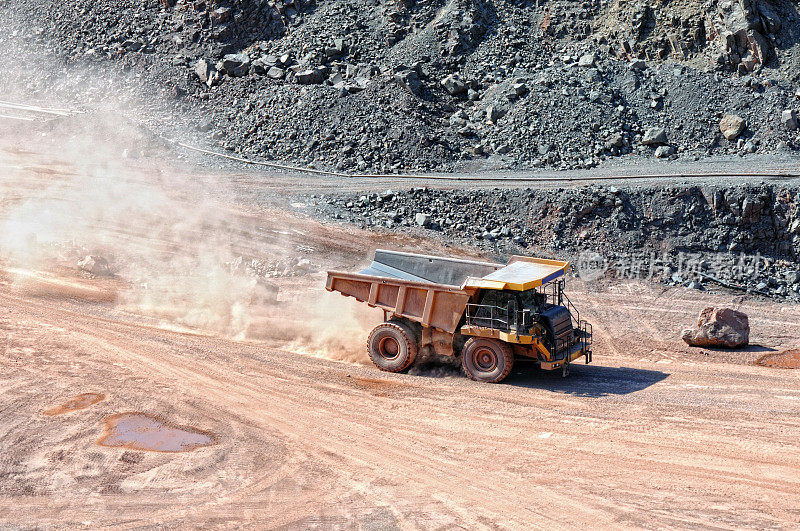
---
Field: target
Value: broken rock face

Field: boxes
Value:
[714,0,772,74]
[682,307,750,349]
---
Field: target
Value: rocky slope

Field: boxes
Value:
[310,181,800,299]
[1,0,800,172]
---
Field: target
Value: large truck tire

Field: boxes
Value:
[367,321,418,373]
[461,338,514,383]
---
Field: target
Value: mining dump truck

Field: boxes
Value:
[325,250,592,383]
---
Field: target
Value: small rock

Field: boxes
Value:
[486,105,505,124]
[394,69,422,95]
[781,109,798,131]
[687,280,705,291]
[719,114,746,141]
[654,145,676,158]
[251,56,277,75]
[194,59,213,84]
[255,278,279,304]
[578,53,596,67]
[216,53,250,77]
[266,66,285,80]
[119,451,144,464]
[642,127,668,146]
[605,133,624,149]
[415,213,431,227]
[77,255,111,276]
[210,7,232,23]
[325,38,346,57]
[295,68,324,84]
[441,75,467,95]
[512,82,528,96]
[681,307,749,349]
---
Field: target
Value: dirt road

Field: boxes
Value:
[2,137,800,528]
[3,267,800,528]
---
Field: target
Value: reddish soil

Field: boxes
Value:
[2,141,800,528]
[757,349,800,369]
[43,393,105,416]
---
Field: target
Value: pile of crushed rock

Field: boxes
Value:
[310,181,800,300]
[1,0,800,173]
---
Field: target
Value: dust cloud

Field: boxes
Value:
[1,124,251,330]
[0,115,377,364]
[0,16,377,364]
[261,290,377,365]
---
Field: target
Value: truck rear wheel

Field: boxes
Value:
[367,321,418,373]
[461,338,514,383]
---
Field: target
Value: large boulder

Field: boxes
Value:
[682,307,750,348]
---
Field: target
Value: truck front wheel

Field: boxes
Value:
[367,321,418,373]
[461,338,514,383]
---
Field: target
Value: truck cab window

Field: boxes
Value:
[479,290,515,308]
[518,289,547,313]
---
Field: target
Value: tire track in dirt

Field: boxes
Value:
[2,284,800,528]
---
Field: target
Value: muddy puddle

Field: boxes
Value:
[98,412,216,452]
[756,349,800,369]
[43,393,105,416]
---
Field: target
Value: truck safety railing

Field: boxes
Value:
[560,288,580,331]
[464,303,532,335]
[578,320,593,362]
[554,334,571,360]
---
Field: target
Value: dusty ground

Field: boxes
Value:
[2,137,800,529]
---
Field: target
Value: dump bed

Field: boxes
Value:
[326,250,502,333]
[326,250,571,334]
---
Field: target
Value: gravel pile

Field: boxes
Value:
[311,182,800,300]
[1,0,800,172]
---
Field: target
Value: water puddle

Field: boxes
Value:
[97,413,216,452]
[43,393,105,416]
[756,349,800,369]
